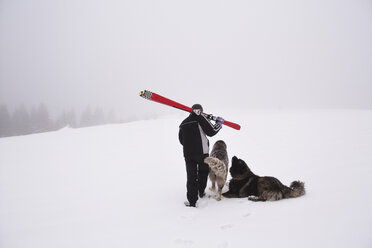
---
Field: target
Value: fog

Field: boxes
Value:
[1,0,371,121]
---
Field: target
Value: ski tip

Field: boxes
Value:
[139,90,153,100]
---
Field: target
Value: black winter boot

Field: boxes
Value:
[184,201,196,207]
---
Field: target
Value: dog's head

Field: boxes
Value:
[212,140,227,151]
[230,156,252,178]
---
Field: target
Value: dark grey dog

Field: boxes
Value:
[204,140,229,201]
[223,156,305,201]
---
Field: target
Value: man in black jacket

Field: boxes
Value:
[179,104,223,207]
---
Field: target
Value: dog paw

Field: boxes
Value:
[209,187,216,192]
[248,196,257,201]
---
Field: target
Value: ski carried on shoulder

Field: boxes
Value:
[139,90,241,130]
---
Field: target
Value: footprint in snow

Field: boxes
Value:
[174,238,194,246]
[218,241,229,248]
[242,213,251,217]
[179,210,197,221]
[220,223,233,230]
[197,198,209,209]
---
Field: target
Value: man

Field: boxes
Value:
[178,104,223,207]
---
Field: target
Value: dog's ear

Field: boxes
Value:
[232,156,238,161]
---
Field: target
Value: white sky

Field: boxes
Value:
[0,0,371,119]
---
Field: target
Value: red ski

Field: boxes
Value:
[139,90,241,130]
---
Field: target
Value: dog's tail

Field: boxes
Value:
[285,181,306,198]
[204,157,227,178]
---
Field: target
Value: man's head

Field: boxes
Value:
[191,104,203,115]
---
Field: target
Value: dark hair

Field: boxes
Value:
[191,104,203,112]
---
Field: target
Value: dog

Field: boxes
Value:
[223,156,305,201]
[204,140,229,201]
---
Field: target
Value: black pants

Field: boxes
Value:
[185,155,209,205]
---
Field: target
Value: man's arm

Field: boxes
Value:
[178,127,183,145]
[197,114,221,137]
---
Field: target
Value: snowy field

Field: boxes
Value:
[1,110,372,248]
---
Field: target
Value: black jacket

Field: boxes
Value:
[179,113,221,158]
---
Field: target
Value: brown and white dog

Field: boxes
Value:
[204,140,229,201]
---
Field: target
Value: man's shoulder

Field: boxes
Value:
[180,115,198,126]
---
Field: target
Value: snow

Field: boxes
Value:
[1,110,372,248]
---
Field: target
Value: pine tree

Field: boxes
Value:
[93,107,105,126]
[29,103,52,133]
[30,106,38,133]
[107,109,117,124]
[55,111,69,130]
[12,105,32,135]
[0,104,12,137]
[80,106,93,127]
[66,109,77,128]
[37,103,52,132]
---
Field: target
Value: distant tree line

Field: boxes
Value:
[0,104,119,138]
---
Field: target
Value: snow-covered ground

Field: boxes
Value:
[1,110,372,248]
